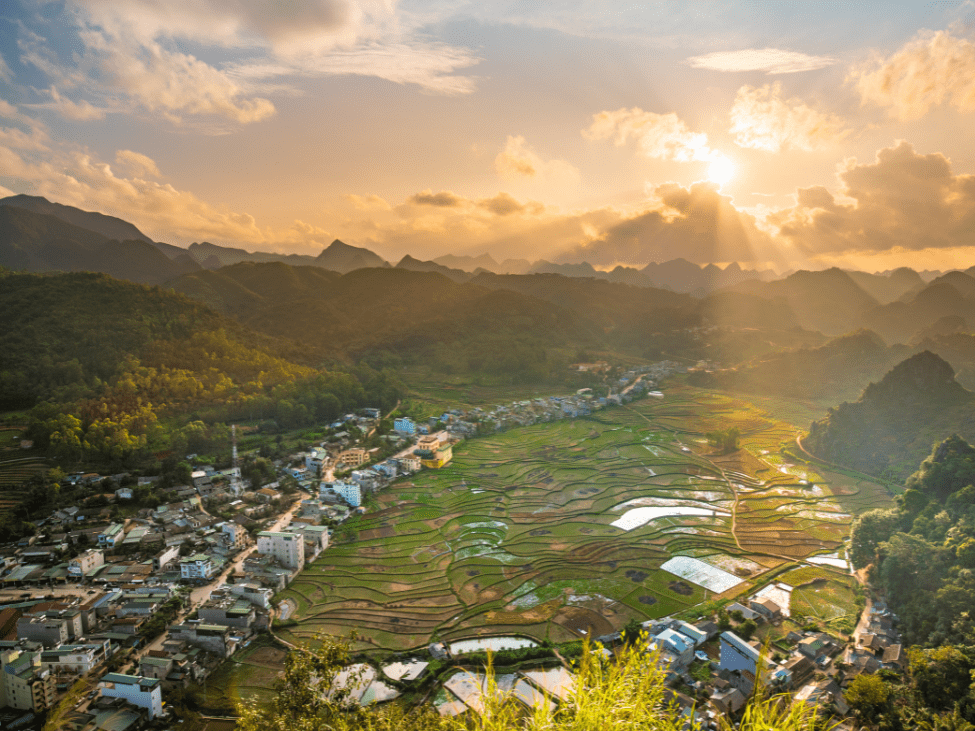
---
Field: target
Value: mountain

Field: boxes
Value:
[845,267,925,304]
[530,260,599,278]
[641,259,775,294]
[713,329,909,401]
[0,194,152,244]
[187,241,322,268]
[315,239,389,273]
[863,273,975,344]
[170,263,599,380]
[728,268,880,336]
[395,255,471,282]
[432,253,501,272]
[0,205,200,284]
[805,351,975,479]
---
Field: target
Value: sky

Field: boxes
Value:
[1,0,975,271]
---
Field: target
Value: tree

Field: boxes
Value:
[705,427,740,454]
[237,634,836,731]
[845,673,891,722]
[737,619,758,641]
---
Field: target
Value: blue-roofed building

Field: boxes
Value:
[652,628,694,668]
[719,631,760,675]
[98,673,162,719]
[394,417,416,436]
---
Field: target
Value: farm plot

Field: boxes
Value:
[282,384,890,654]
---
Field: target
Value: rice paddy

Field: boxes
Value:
[279,384,889,653]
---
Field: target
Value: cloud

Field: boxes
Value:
[494,135,580,184]
[115,149,161,178]
[80,31,276,124]
[478,192,538,216]
[29,87,106,121]
[769,140,975,255]
[853,30,975,119]
[18,0,479,126]
[730,83,850,152]
[72,0,394,54]
[409,189,465,207]
[0,55,12,84]
[561,182,777,265]
[687,48,837,74]
[584,108,717,162]
[0,107,330,249]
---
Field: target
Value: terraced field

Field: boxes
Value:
[279,384,890,653]
[0,428,47,514]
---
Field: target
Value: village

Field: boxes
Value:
[0,360,896,730]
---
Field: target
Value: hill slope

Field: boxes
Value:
[805,351,975,479]
[0,206,200,283]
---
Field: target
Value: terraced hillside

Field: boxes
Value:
[278,385,890,652]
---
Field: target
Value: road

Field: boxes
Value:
[131,497,303,662]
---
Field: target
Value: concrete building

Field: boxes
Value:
[168,623,236,658]
[98,673,163,720]
[325,481,361,508]
[153,545,180,571]
[98,523,125,549]
[0,642,56,712]
[719,631,761,676]
[16,616,68,649]
[414,435,452,469]
[337,448,369,468]
[222,522,248,550]
[68,548,104,577]
[198,596,257,630]
[180,554,216,581]
[394,417,416,435]
[256,531,304,571]
[40,642,110,675]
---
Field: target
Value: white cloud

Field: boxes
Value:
[730,83,850,152]
[853,29,975,119]
[494,135,580,184]
[28,87,107,121]
[0,107,328,249]
[687,48,837,74]
[583,108,717,162]
[115,149,161,179]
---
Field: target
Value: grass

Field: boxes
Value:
[276,383,887,657]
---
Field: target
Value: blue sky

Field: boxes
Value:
[1,0,975,270]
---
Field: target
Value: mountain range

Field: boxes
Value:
[3,195,975,348]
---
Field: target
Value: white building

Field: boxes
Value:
[98,673,163,719]
[222,522,248,550]
[67,548,104,577]
[180,554,216,581]
[256,531,305,571]
[324,480,361,508]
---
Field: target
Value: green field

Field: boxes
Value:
[279,384,890,653]
[0,426,47,515]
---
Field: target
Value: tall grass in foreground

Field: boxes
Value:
[236,634,834,731]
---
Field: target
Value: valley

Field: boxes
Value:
[277,383,889,654]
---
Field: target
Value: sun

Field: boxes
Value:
[707,156,735,186]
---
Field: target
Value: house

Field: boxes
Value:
[337,448,368,468]
[197,596,257,630]
[671,620,707,647]
[222,522,248,550]
[168,622,237,658]
[68,549,104,577]
[98,524,125,549]
[783,655,815,687]
[256,531,304,571]
[98,673,163,720]
[180,554,216,582]
[394,417,416,436]
[115,487,133,500]
[749,598,783,622]
[0,642,56,712]
[882,644,904,671]
[719,631,760,676]
[398,455,421,473]
[255,487,282,503]
[652,629,694,669]
[414,435,452,469]
[711,687,747,716]
[324,480,361,508]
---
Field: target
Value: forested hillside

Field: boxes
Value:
[1,270,400,466]
[805,351,975,480]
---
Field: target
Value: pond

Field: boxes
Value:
[449,636,539,654]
